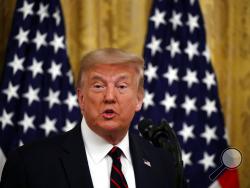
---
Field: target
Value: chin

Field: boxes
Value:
[98,120,125,131]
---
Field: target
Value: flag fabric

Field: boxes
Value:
[133,0,240,187]
[0,0,81,177]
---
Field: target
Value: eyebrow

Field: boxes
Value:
[115,75,129,81]
[90,74,130,82]
[90,75,105,81]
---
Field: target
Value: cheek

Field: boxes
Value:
[119,105,138,126]
[122,91,143,112]
[83,93,103,112]
[120,96,140,116]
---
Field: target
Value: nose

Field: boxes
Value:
[104,85,116,104]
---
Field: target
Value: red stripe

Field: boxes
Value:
[112,164,124,178]
[111,178,121,188]
[112,165,128,188]
[218,169,240,188]
[110,147,118,154]
[122,181,128,188]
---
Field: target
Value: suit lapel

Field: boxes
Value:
[59,127,159,188]
[129,134,155,188]
[60,126,93,188]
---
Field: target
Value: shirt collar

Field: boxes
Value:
[80,117,132,164]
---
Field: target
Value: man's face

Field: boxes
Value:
[77,63,143,141]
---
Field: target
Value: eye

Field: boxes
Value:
[94,84,103,88]
[118,85,127,89]
[116,83,128,92]
[92,83,105,91]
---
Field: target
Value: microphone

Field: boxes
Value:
[138,118,181,153]
[137,118,154,140]
[138,118,184,188]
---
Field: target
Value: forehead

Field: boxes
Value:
[86,63,138,80]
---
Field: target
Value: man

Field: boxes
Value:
[0,48,177,188]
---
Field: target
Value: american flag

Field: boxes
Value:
[0,0,81,177]
[132,0,240,187]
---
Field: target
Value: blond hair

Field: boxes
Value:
[76,48,144,91]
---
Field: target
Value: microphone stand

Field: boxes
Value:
[148,119,184,188]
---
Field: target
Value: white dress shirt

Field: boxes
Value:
[81,118,136,188]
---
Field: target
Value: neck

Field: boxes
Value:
[103,132,127,145]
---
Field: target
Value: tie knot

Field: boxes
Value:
[108,146,123,160]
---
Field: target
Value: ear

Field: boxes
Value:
[77,88,85,114]
[135,90,144,112]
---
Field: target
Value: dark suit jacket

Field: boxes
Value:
[0,125,177,188]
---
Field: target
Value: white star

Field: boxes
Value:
[168,122,174,128]
[18,113,35,133]
[202,71,216,90]
[198,152,216,171]
[47,61,62,81]
[134,124,139,131]
[190,0,196,6]
[186,13,199,33]
[169,10,183,30]
[40,116,57,136]
[201,98,217,117]
[0,149,6,170]
[178,123,195,143]
[49,33,65,53]
[67,70,74,84]
[8,54,25,75]
[223,128,229,143]
[144,62,158,83]
[202,45,211,63]
[2,82,19,102]
[23,86,40,106]
[17,0,34,20]
[63,119,77,132]
[163,65,179,85]
[182,150,192,167]
[32,31,47,50]
[201,125,218,144]
[53,8,61,26]
[184,41,199,61]
[27,58,43,78]
[150,8,166,29]
[146,36,162,56]
[37,3,49,22]
[166,38,181,58]
[19,140,24,147]
[160,93,177,112]
[44,89,61,109]
[182,69,199,88]
[64,92,78,112]
[143,90,155,110]
[181,96,197,115]
[15,27,30,47]
[0,109,14,130]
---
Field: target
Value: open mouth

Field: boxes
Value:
[102,109,116,119]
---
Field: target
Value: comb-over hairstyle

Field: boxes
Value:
[76,48,144,91]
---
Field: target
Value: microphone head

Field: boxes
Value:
[138,118,153,140]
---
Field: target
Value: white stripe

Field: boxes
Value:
[209,180,222,188]
[0,148,6,181]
